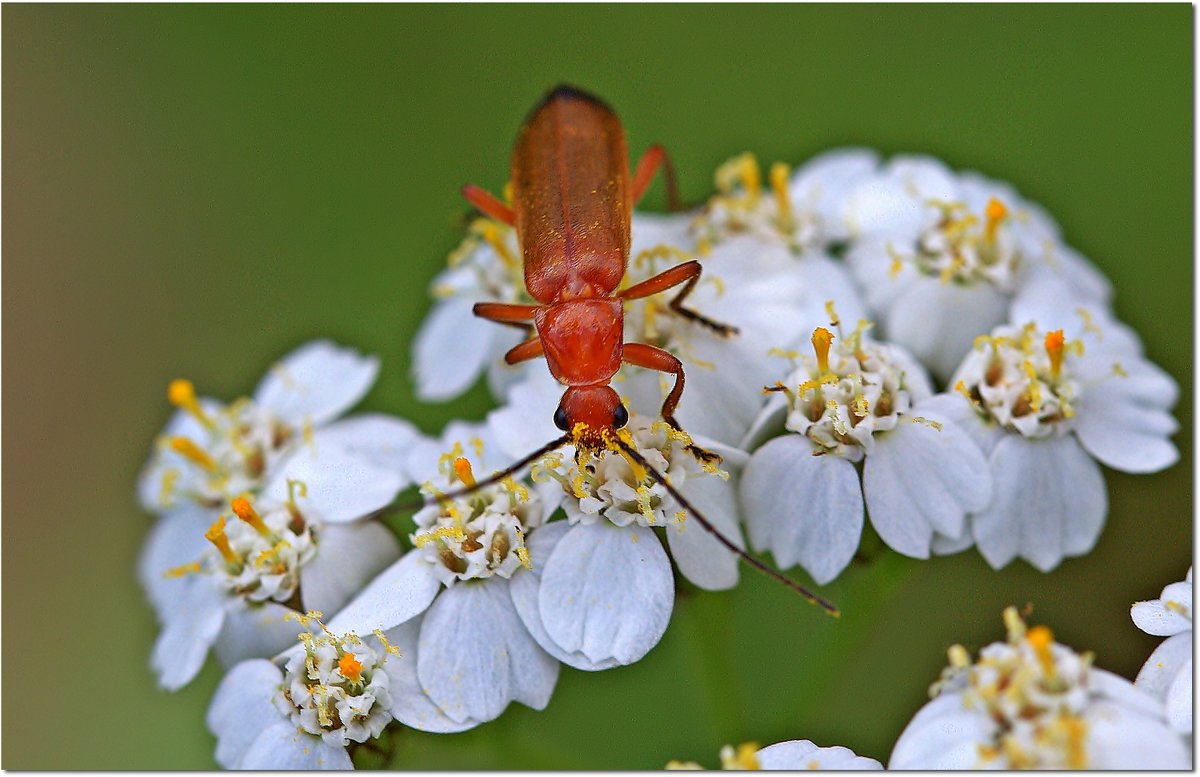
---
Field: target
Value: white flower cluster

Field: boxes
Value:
[137,147,1184,770]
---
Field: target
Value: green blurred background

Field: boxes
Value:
[3,3,1192,769]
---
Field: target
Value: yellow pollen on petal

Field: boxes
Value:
[1045,330,1066,379]
[338,652,364,682]
[167,378,215,429]
[373,629,401,656]
[812,327,834,374]
[769,161,794,233]
[453,457,476,488]
[164,561,202,578]
[908,416,943,432]
[170,437,218,473]
[827,400,849,435]
[204,517,239,565]
[984,197,1008,242]
[231,496,271,536]
[413,525,467,548]
[1027,624,1057,677]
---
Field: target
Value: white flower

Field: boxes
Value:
[925,315,1179,570]
[207,619,405,769]
[137,339,386,516]
[320,444,559,732]
[738,321,991,583]
[843,156,1110,381]
[668,740,881,770]
[143,466,406,690]
[690,149,879,253]
[1132,567,1192,735]
[889,607,1190,769]
[494,404,747,671]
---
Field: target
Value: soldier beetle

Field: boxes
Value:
[427,85,837,614]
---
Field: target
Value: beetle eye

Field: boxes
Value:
[612,403,629,429]
[553,406,570,431]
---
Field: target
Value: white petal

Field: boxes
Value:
[311,414,420,475]
[889,693,995,769]
[412,296,501,401]
[137,407,214,513]
[253,340,379,427]
[971,434,1106,572]
[325,550,441,635]
[739,437,862,585]
[665,472,742,591]
[236,720,353,770]
[486,368,565,461]
[863,415,992,557]
[299,522,402,617]
[1135,633,1193,701]
[1073,395,1179,474]
[215,601,307,668]
[510,523,622,671]
[789,147,880,242]
[1084,699,1191,769]
[152,579,226,691]
[138,505,216,620]
[1165,657,1192,733]
[1132,598,1193,638]
[263,443,405,525]
[757,740,882,770]
[884,277,1010,383]
[739,393,788,452]
[539,522,673,665]
[417,578,558,724]
[207,659,284,768]
[916,394,1005,457]
[380,617,480,733]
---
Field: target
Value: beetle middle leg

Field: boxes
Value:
[462,184,516,226]
[622,342,721,464]
[618,260,739,337]
[630,144,683,211]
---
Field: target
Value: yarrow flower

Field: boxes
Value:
[924,311,1179,570]
[667,740,882,770]
[207,615,404,769]
[507,412,745,671]
[321,434,558,732]
[889,607,1190,769]
[842,155,1110,381]
[1132,567,1192,735]
[739,317,991,583]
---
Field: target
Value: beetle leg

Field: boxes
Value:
[503,337,544,365]
[618,260,739,337]
[474,302,538,336]
[630,144,682,211]
[462,184,516,226]
[622,342,721,464]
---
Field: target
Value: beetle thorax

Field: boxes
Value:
[535,299,624,386]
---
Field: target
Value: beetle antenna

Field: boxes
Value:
[396,434,571,511]
[614,437,840,617]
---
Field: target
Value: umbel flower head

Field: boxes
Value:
[207,613,404,769]
[667,740,882,770]
[320,433,559,733]
[889,607,1190,769]
[1131,567,1192,735]
[739,315,991,583]
[924,311,1179,571]
[841,155,1110,381]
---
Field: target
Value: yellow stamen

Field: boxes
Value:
[824,300,841,329]
[908,416,943,432]
[337,652,364,683]
[413,525,467,548]
[1027,624,1056,677]
[1003,605,1027,641]
[812,327,834,374]
[769,161,794,233]
[231,496,271,537]
[453,457,476,488]
[373,629,401,656]
[984,197,1008,242]
[158,468,180,508]
[1063,715,1088,769]
[719,742,761,770]
[204,517,239,565]
[715,152,762,204]
[437,442,465,477]
[169,437,218,473]
[1045,329,1065,379]
[948,643,971,669]
[167,378,214,429]
[1021,360,1043,412]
